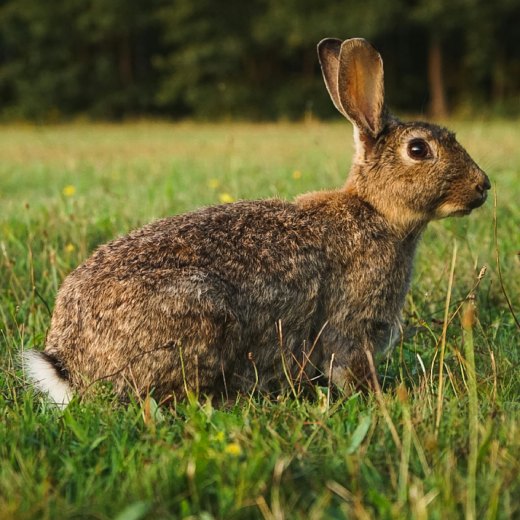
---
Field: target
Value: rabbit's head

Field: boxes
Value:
[318,38,490,233]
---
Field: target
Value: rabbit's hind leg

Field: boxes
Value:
[137,276,241,400]
[56,275,241,402]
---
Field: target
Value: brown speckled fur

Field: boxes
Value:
[39,38,490,401]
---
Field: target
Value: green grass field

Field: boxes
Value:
[1,121,519,519]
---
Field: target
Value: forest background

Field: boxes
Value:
[0,0,519,122]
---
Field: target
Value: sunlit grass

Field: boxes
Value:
[0,121,519,519]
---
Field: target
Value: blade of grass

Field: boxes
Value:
[435,241,457,436]
[493,189,520,331]
[462,299,478,520]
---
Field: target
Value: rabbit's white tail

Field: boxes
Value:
[23,350,72,408]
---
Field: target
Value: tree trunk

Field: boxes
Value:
[492,51,506,105]
[428,35,448,119]
[118,35,133,87]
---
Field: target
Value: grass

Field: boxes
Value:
[0,120,519,519]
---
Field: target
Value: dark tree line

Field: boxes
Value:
[0,0,518,121]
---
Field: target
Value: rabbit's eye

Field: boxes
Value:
[407,139,431,160]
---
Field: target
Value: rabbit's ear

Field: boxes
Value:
[317,38,348,118]
[338,38,385,138]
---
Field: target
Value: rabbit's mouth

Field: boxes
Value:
[455,208,474,216]
[435,204,468,218]
[468,191,488,209]
[435,195,487,218]
[456,195,488,215]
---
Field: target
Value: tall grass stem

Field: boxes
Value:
[462,300,478,520]
[435,241,458,436]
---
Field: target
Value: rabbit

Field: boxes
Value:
[23,38,490,407]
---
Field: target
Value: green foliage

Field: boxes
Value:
[0,1,518,120]
[0,0,162,119]
[0,121,519,518]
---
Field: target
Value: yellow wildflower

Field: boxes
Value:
[62,185,76,197]
[224,442,242,456]
[292,170,302,180]
[213,431,225,443]
[218,193,234,204]
[64,243,75,253]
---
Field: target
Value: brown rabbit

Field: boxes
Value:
[24,38,490,406]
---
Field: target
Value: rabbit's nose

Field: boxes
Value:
[476,174,491,195]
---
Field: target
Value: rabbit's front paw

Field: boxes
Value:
[324,348,378,393]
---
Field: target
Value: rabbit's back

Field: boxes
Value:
[46,199,329,397]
